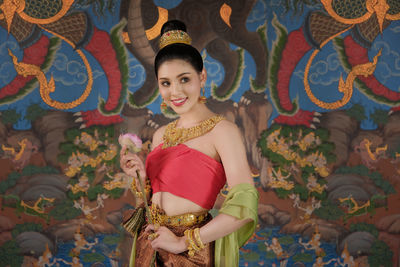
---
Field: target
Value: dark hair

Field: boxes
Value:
[154,20,203,77]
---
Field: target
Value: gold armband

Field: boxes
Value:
[193,228,205,249]
[184,228,205,257]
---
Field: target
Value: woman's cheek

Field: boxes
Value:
[159,88,168,99]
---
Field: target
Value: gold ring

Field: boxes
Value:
[148,233,159,240]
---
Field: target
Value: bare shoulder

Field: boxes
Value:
[152,125,167,149]
[212,117,253,186]
[212,118,242,142]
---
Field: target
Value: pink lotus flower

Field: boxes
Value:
[118,133,142,153]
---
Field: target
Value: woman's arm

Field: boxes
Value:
[198,213,252,244]
[197,120,255,243]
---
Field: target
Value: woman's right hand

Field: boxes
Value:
[120,145,147,185]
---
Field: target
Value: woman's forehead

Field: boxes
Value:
[157,59,196,76]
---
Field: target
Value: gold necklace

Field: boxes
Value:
[162,115,225,148]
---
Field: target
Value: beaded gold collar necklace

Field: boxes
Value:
[162,115,225,148]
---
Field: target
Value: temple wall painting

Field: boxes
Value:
[0,0,400,266]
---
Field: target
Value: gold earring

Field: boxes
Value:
[199,87,206,103]
[160,101,167,111]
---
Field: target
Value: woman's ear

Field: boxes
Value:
[200,68,207,87]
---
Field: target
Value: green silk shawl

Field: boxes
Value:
[214,183,259,267]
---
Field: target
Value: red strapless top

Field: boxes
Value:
[145,143,226,209]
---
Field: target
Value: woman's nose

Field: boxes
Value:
[170,83,181,95]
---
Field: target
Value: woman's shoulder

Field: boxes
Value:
[212,117,242,141]
[214,116,239,132]
[151,124,168,149]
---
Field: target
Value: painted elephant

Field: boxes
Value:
[120,0,268,108]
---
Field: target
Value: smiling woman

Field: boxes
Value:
[157,59,206,115]
[120,19,259,267]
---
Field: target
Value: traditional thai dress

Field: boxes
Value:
[127,119,259,267]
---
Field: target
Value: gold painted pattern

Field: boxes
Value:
[145,6,168,40]
[9,45,93,109]
[321,0,400,33]
[122,31,131,44]
[0,0,74,33]
[0,0,25,32]
[304,41,381,110]
[19,0,74,25]
[220,3,232,28]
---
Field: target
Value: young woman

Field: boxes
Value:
[120,20,259,267]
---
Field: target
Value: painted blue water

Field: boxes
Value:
[52,226,339,267]
[54,234,120,267]
[239,226,339,267]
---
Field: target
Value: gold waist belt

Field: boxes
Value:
[150,203,208,227]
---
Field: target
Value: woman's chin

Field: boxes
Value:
[170,107,187,115]
[170,103,190,114]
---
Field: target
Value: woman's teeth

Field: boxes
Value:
[171,98,187,105]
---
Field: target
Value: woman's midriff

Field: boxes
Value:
[151,191,209,216]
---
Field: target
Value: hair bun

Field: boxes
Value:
[160,20,187,35]
[155,20,203,76]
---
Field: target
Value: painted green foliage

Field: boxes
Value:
[258,124,335,201]
[0,240,23,267]
[58,125,124,202]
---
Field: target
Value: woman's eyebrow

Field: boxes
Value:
[177,72,191,77]
[159,72,191,80]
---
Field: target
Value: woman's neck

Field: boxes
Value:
[176,104,215,128]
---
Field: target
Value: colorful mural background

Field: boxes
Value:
[1,0,400,266]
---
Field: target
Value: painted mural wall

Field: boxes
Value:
[0,0,400,266]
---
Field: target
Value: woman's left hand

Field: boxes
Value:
[145,224,187,254]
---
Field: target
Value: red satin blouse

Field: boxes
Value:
[145,143,226,209]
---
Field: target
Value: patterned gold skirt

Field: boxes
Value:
[135,204,214,267]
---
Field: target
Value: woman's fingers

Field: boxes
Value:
[147,227,186,254]
[120,152,146,180]
[121,155,139,168]
[120,145,127,156]
[145,224,155,232]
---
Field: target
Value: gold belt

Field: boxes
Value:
[150,203,208,227]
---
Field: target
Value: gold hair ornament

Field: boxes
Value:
[159,30,192,49]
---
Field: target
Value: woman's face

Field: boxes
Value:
[157,59,206,115]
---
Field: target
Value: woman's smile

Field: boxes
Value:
[171,97,188,106]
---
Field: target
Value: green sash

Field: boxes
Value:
[215,183,259,267]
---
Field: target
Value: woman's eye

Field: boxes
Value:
[161,81,170,87]
[181,77,189,83]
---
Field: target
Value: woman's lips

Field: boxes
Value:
[171,97,188,106]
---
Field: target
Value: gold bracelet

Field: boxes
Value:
[184,229,200,257]
[132,179,151,198]
[193,228,205,249]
